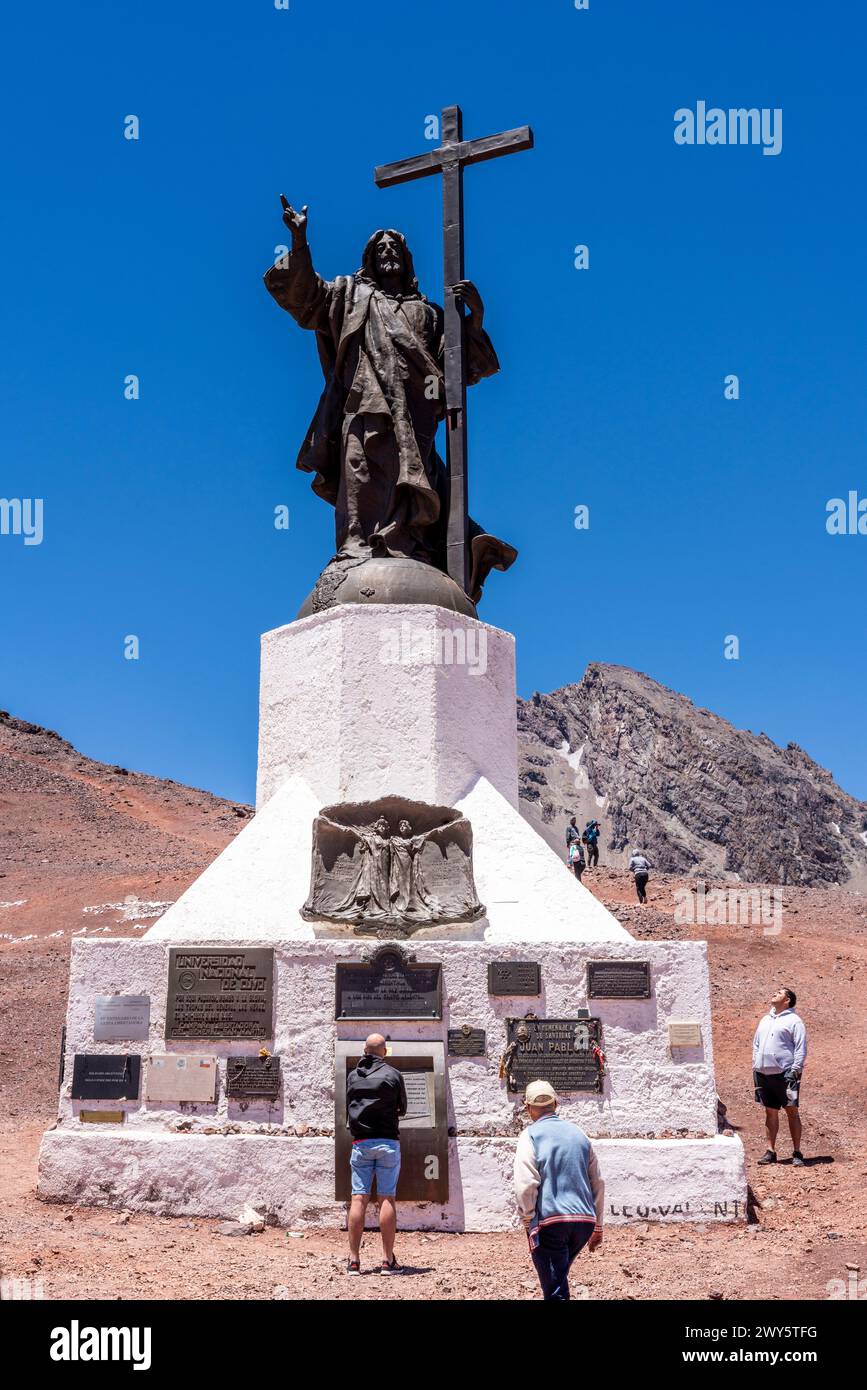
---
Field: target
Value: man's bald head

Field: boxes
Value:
[364,1033,387,1057]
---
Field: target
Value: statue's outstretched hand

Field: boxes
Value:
[280,196,308,244]
[452,279,484,325]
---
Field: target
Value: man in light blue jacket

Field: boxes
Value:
[752,986,808,1167]
[513,1080,604,1300]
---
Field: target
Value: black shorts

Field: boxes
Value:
[754,1070,799,1109]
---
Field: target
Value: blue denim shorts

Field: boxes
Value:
[350,1138,402,1197]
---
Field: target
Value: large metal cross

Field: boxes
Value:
[374,105,533,594]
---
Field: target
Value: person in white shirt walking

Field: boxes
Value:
[752,986,808,1167]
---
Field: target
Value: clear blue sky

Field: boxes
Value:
[2,1,865,805]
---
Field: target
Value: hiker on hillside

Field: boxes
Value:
[568,837,586,883]
[565,816,582,851]
[628,848,651,904]
[583,819,601,868]
[753,987,808,1168]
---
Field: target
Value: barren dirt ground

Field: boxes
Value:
[2,876,865,1300]
[1,716,865,1299]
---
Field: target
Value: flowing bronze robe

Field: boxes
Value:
[335,826,391,920]
[264,239,516,593]
[388,833,436,918]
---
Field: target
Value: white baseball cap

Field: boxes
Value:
[524,1079,557,1106]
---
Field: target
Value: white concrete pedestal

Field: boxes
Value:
[38,605,746,1229]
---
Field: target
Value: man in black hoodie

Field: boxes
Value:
[346,1033,408,1275]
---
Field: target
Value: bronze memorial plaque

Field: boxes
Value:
[504,1017,603,1094]
[302,797,484,934]
[587,960,651,999]
[226,1055,281,1100]
[335,948,442,1019]
[487,961,541,996]
[165,949,274,1040]
[447,1026,486,1057]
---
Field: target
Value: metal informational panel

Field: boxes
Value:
[334,952,442,1020]
[165,948,274,1040]
[487,961,541,996]
[94,995,151,1041]
[504,1017,604,1093]
[587,961,651,999]
[334,1041,448,1203]
[447,1026,486,1056]
[226,1056,281,1100]
[71,1053,142,1101]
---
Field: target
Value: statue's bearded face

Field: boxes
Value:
[374,232,404,280]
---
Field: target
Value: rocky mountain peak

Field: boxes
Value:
[517,664,867,888]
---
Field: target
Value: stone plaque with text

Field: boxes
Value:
[668,1021,702,1048]
[226,1055,281,1100]
[587,960,651,999]
[71,1053,141,1101]
[505,1017,603,1094]
[335,949,442,1019]
[94,994,151,1041]
[447,1026,486,1057]
[487,961,541,996]
[165,949,274,1040]
[146,1054,218,1103]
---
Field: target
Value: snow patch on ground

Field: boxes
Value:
[0,900,26,910]
[83,896,174,922]
[831,822,841,836]
[860,831,867,847]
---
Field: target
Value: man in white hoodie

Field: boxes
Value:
[752,986,808,1167]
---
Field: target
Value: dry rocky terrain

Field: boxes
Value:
[518,663,867,889]
[1,709,865,1300]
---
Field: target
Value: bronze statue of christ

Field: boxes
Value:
[264,199,516,609]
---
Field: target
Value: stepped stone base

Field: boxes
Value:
[38,1130,746,1231]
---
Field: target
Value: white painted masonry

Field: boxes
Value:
[51,935,718,1136]
[145,772,626,946]
[39,1130,746,1230]
[256,606,519,810]
[38,606,747,1227]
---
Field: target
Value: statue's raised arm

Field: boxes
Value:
[280,195,308,245]
[264,198,338,333]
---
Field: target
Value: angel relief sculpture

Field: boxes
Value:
[302,799,484,934]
